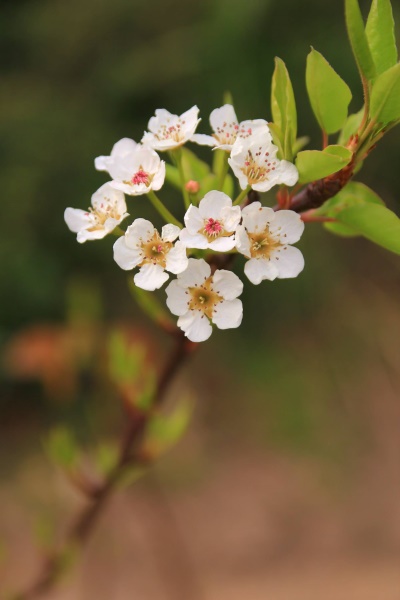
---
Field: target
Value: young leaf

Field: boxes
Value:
[306,49,352,134]
[366,0,398,75]
[337,109,364,145]
[296,145,353,183]
[317,181,384,215]
[336,203,400,254]
[370,63,400,124]
[143,396,193,458]
[165,164,181,189]
[345,0,377,81]
[271,57,297,160]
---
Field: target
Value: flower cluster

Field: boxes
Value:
[65,105,305,342]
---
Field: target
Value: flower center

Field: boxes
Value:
[242,149,276,185]
[140,232,172,268]
[248,229,281,259]
[155,120,186,143]
[204,218,223,236]
[188,277,223,319]
[213,121,239,146]
[131,169,150,186]
[86,200,121,231]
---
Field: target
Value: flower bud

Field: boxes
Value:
[185,180,200,194]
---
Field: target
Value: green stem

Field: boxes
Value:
[111,226,125,237]
[147,191,183,228]
[174,148,190,210]
[233,186,251,206]
[217,152,230,191]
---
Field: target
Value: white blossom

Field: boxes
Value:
[142,106,200,151]
[180,191,241,252]
[64,183,128,243]
[95,138,138,172]
[229,133,299,192]
[236,202,305,284]
[191,104,271,151]
[113,219,188,291]
[166,258,243,342]
[106,145,165,196]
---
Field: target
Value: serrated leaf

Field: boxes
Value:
[336,203,400,253]
[306,49,352,134]
[370,62,400,124]
[296,145,353,184]
[366,0,398,75]
[271,57,297,160]
[345,0,377,82]
[338,109,364,145]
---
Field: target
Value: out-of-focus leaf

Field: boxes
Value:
[165,163,181,189]
[108,330,145,384]
[366,0,397,75]
[45,427,79,469]
[33,516,55,550]
[345,0,377,81]
[296,145,353,183]
[370,63,400,125]
[143,396,193,458]
[181,147,211,181]
[338,109,364,145]
[94,441,118,476]
[128,282,176,332]
[292,136,310,156]
[271,57,297,160]
[306,49,352,134]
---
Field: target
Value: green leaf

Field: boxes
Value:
[338,109,364,145]
[317,181,384,216]
[324,221,359,237]
[366,0,398,75]
[268,122,285,159]
[271,57,297,160]
[292,136,310,156]
[165,163,181,189]
[181,147,211,181]
[336,203,400,253]
[370,63,400,124]
[108,330,145,384]
[306,49,352,134]
[296,145,353,183]
[345,0,377,81]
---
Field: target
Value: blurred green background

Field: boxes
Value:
[2,1,400,597]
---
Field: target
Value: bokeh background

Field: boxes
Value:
[2,0,400,598]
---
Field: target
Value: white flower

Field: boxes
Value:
[95,138,138,172]
[107,145,165,196]
[142,106,200,151]
[166,258,243,343]
[180,191,241,252]
[191,104,271,151]
[64,183,128,243]
[236,202,305,284]
[113,219,188,291]
[229,133,299,192]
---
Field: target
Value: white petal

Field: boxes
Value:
[94,156,110,171]
[91,182,127,213]
[271,245,305,279]
[228,155,249,190]
[277,160,299,187]
[238,119,272,142]
[111,137,137,157]
[179,229,208,249]
[220,205,241,232]
[166,280,190,316]
[165,242,188,274]
[134,263,169,291]
[180,105,200,132]
[76,229,107,243]
[244,258,279,284]
[113,237,143,270]
[184,205,204,234]
[269,211,305,244]
[191,134,216,147]
[241,203,274,233]
[125,218,154,248]
[212,270,243,300]
[235,225,251,257]
[177,258,211,288]
[178,311,212,343]
[64,208,91,233]
[198,191,231,220]
[208,235,236,252]
[212,299,243,330]
[151,160,166,191]
[161,223,181,242]
[210,105,238,132]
